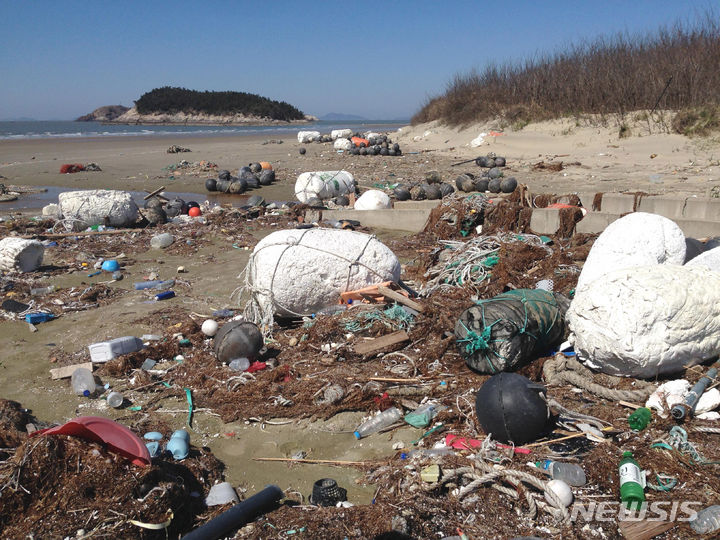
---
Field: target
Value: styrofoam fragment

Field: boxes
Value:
[333,138,352,151]
[245,228,401,317]
[576,212,686,290]
[568,265,720,378]
[354,190,392,210]
[0,237,44,273]
[297,130,320,143]
[331,129,353,140]
[58,190,139,227]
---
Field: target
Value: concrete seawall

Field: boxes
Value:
[307,193,720,237]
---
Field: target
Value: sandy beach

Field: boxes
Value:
[1,117,718,212]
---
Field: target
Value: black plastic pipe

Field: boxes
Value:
[182,485,283,540]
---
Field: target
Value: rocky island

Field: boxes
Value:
[75,104,130,122]
[77,86,315,126]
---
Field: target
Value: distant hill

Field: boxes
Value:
[76,105,129,122]
[320,112,367,121]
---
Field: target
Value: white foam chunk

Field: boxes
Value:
[0,237,44,273]
[59,190,138,227]
[354,190,391,210]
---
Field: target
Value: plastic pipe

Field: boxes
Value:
[181,485,283,540]
[671,365,719,421]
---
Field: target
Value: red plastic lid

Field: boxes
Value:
[31,416,151,467]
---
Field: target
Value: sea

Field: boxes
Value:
[0,120,407,140]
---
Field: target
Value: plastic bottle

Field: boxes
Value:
[229,357,250,372]
[134,280,162,290]
[106,391,124,408]
[25,312,55,324]
[155,290,175,301]
[690,504,720,534]
[619,451,645,510]
[71,367,99,397]
[150,232,174,249]
[154,279,175,290]
[400,447,454,460]
[30,285,55,296]
[353,407,403,439]
[628,407,651,431]
[536,460,587,487]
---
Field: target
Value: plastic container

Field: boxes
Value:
[353,407,403,439]
[150,232,174,249]
[310,478,347,506]
[71,367,99,397]
[400,447,454,460]
[30,285,55,296]
[229,357,250,372]
[628,407,651,431]
[88,336,144,363]
[154,279,175,290]
[166,429,189,460]
[690,504,720,534]
[536,460,587,487]
[619,451,645,510]
[106,391,124,408]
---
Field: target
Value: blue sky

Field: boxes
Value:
[0,0,712,120]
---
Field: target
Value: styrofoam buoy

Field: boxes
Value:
[545,479,573,508]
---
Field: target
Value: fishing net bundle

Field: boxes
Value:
[455,289,570,374]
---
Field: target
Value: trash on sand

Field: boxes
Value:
[568,265,720,378]
[201,319,219,336]
[455,289,569,373]
[240,228,400,326]
[58,190,139,227]
[354,407,403,439]
[25,312,55,324]
[310,478,347,506]
[576,212,686,290]
[670,363,720,421]
[166,429,190,460]
[31,416,151,467]
[354,189,392,210]
[474,373,551,445]
[294,170,355,203]
[619,451,645,510]
[88,335,144,363]
[71,367,100,397]
[627,407,652,430]
[0,237,44,273]
[206,482,240,506]
[214,320,264,364]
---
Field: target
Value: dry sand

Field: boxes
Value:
[1,116,718,211]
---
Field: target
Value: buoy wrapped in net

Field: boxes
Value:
[455,289,570,373]
[236,228,401,331]
[0,238,45,273]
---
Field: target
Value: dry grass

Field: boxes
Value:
[412,12,720,131]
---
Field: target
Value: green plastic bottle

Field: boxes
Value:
[619,451,645,510]
[628,407,651,431]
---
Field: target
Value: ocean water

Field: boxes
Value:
[0,120,406,140]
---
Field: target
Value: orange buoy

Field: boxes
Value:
[188,207,202,217]
[259,161,272,170]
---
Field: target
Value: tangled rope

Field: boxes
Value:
[422,458,570,523]
[543,353,656,402]
[422,233,551,295]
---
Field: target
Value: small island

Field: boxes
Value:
[77,87,315,126]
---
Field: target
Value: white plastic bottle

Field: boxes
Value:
[353,407,403,439]
[106,391,124,408]
[150,233,174,249]
[71,367,99,397]
[536,460,587,487]
[691,505,720,534]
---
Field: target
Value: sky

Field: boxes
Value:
[0,0,713,121]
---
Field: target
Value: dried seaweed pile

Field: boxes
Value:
[0,429,226,538]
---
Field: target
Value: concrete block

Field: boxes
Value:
[575,212,622,234]
[529,209,561,235]
[306,208,432,233]
[393,200,442,210]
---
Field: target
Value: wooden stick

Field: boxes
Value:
[254,458,368,466]
[619,400,642,409]
[367,377,422,383]
[25,229,135,239]
[377,285,424,313]
[144,186,166,200]
[525,432,587,448]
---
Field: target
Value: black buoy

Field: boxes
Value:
[249,162,262,173]
[380,147,389,156]
[187,201,199,209]
[494,156,507,167]
[488,167,502,179]
[425,171,442,184]
[439,182,455,197]
[214,321,264,364]
[228,179,247,194]
[500,177,518,193]
[165,198,187,217]
[244,176,260,189]
[259,170,275,186]
[205,178,217,192]
[388,148,396,156]
[455,174,475,193]
[334,195,350,206]
[488,178,502,193]
[474,373,551,445]
[239,166,252,175]
[474,178,490,192]
[299,147,306,155]
[218,169,231,181]
[247,195,265,207]
[393,186,411,201]
[424,184,442,200]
